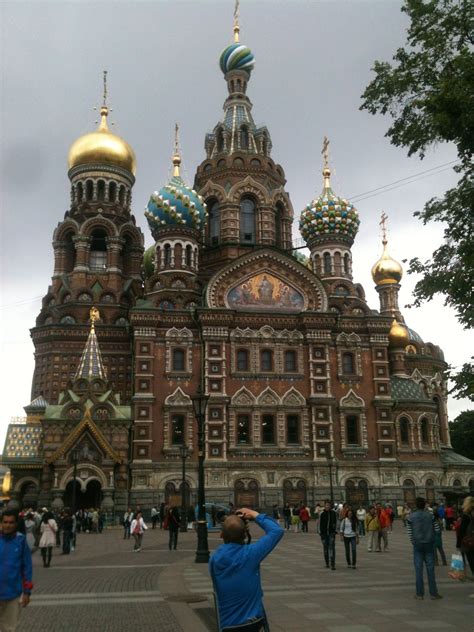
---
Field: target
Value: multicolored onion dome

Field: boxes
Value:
[219,43,255,75]
[299,168,360,243]
[145,174,207,234]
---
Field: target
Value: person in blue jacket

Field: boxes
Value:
[0,509,33,631]
[209,507,283,632]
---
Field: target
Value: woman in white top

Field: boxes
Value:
[130,510,147,552]
[356,505,367,536]
[340,509,359,569]
[39,511,58,567]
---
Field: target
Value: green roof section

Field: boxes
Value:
[391,376,430,402]
[440,448,474,465]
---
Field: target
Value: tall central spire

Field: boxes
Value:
[233,0,240,43]
[75,307,107,381]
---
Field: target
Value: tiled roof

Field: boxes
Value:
[24,395,48,412]
[3,424,43,460]
[391,376,430,401]
[440,448,474,465]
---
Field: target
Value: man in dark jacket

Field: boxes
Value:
[0,510,33,631]
[319,500,337,570]
[210,507,283,631]
[407,497,442,600]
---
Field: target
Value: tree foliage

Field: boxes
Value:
[361,0,474,399]
[449,410,474,461]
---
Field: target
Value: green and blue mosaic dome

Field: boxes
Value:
[299,170,360,243]
[219,43,255,75]
[145,175,207,235]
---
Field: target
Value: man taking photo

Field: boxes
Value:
[0,510,33,631]
[209,507,283,631]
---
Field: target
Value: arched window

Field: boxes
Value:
[209,201,220,245]
[400,417,410,445]
[260,349,273,372]
[97,180,105,201]
[237,415,250,444]
[109,181,117,202]
[171,414,185,445]
[118,186,125,205]
[240,126,249,150]
[342,352,355,375]
[433,396,444,442]
[426,479,435,504]
[77,182,83,202]
[284,350,297,372]
[164,244,171,266]
[421,418,429,444]
[344,253,350,274]
[63,231,76,273]
[240,197,256,244]
[89,229,107,271]
[403,479,416,505]
[323,252,332,274]
[85,180,93,200]
[172,349,185,371]
[237,349,249,371]
[262,415,275,444]
[185,245,192,267]
[346,415,359,445]
[286,415,299,444]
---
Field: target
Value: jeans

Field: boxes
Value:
[434,543,447,565]
[358,521,365,536]
[169,528,178,550]
[62,530,72,554]
[413,543,438,596]
[321,534,336,568]
[378,527,388,550]
[344,536,357,567]
[133,533,143,550]
[301,521,308,533]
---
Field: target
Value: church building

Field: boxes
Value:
[3,11,473,513]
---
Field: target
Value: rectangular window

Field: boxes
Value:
[286,415,299,443]
[262,414,275,444]
[90,250,107,271]
[284,350,297,372]
[346,415,359,445]
[171,414,185,445]
[342,352,355,375]
[172,348,185,371]
[237,414,250,444]
[237,349,249,371]
[261,349,273,372]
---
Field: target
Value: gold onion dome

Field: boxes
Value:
[68,105,136,175]
[388,318,409,348]
[371,238,403,285]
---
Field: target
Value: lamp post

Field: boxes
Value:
[71,449,79,515]
[192,384,210,563]
[179,444,189,533]
[327,455,334,507]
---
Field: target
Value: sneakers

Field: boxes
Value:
[414,595,424,600]
[331,566,336,571]
[430,594,443,600]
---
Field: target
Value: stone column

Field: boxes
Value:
[106,236,124,273]
[73,236,91,271]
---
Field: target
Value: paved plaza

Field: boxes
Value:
[18,521,473,632]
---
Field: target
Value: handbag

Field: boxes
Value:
[448,552,465,581]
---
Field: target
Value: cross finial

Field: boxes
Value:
[102,70,108,107]
[380,212,388,243]
[233,0,240,43]
[172,123,182,177]
[89,306,100,331]
[322,136,330,170]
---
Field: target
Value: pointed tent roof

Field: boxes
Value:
[75,307,106,381]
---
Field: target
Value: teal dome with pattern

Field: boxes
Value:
[219,43,255,75]
[299,170,360,243]
[145,175,207,236]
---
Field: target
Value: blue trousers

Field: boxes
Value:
[321,534,336,567]
[413,543,438,597]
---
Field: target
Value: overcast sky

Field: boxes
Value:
[1,0,471,448]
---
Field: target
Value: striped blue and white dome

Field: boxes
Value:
[219,43,255,75]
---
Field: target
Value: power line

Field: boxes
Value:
[0,295,43,310]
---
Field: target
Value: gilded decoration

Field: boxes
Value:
[227,272,304,312]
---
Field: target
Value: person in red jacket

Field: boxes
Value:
[376,502,390,551]
[299,504,310,533]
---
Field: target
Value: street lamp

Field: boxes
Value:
[179,444,189,533]
[327,455,334,507]
[191,384,210,563]
[71,449,79,515]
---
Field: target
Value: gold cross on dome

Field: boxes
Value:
[89,306,100,328]
[380,211,388,242]
[321,136,330,170]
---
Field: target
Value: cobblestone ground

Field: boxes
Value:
[17,521,473,632]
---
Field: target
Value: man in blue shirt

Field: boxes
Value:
[0,509,33,631]
[209,507,283,631]
[407,497,442,600]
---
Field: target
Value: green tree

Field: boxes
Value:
[360,0,474,400]
[449,410,474,460]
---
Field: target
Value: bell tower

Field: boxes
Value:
[31,73,144,406]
